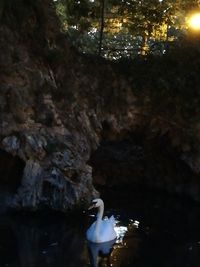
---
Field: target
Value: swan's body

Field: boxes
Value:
[86,199,117,243]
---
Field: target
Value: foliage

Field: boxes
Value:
[116,35,200,121]
[53,0,200,59]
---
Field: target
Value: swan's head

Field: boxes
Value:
[88,198,104,210]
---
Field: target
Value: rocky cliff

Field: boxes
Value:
[1,0,200,212]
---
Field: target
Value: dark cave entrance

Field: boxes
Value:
[0,149,25,195]
[89,132,199,198]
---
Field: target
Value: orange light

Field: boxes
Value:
[189,13,200,30]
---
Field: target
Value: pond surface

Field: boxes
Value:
[0,188,200,267]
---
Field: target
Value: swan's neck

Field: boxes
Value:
[96,203,104,221]
[95,203,104,239]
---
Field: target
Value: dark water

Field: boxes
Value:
[1,188,200,267]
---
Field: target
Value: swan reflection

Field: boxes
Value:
[87,239,116,267]
[87,221,132,266]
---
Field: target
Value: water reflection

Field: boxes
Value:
[1,189,200,267]
[87,239,116,267]
[86,217,141,267]
[0,214,87,267]
[0,212,140,267]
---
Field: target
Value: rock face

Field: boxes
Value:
[0,0,200,211]
[0,0,100,211]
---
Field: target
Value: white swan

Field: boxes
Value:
[86,198,117,243]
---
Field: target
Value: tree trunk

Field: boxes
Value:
[140,34,148,55]
[98,0,105,56]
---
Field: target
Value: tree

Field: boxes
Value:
[54,0,200,59]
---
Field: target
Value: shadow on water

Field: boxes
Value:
[0,212,87,267]
[1,188,200,267]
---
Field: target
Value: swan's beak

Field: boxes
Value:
[88,204,95,210]
[88,200,98,210]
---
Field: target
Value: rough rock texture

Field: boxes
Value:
[1,0,200,211]
[0,0,138,211]
[0,0,101,211]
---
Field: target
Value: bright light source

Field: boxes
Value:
[189,13,200,30]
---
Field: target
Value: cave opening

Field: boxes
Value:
[89,131,199,199]
[0,149,25,196]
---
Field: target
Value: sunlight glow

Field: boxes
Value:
[189,13,200,30]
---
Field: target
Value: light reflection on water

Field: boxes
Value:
[1,190,200,267]
[114,224,128,243]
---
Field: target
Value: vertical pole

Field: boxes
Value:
[98,0,105,56]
